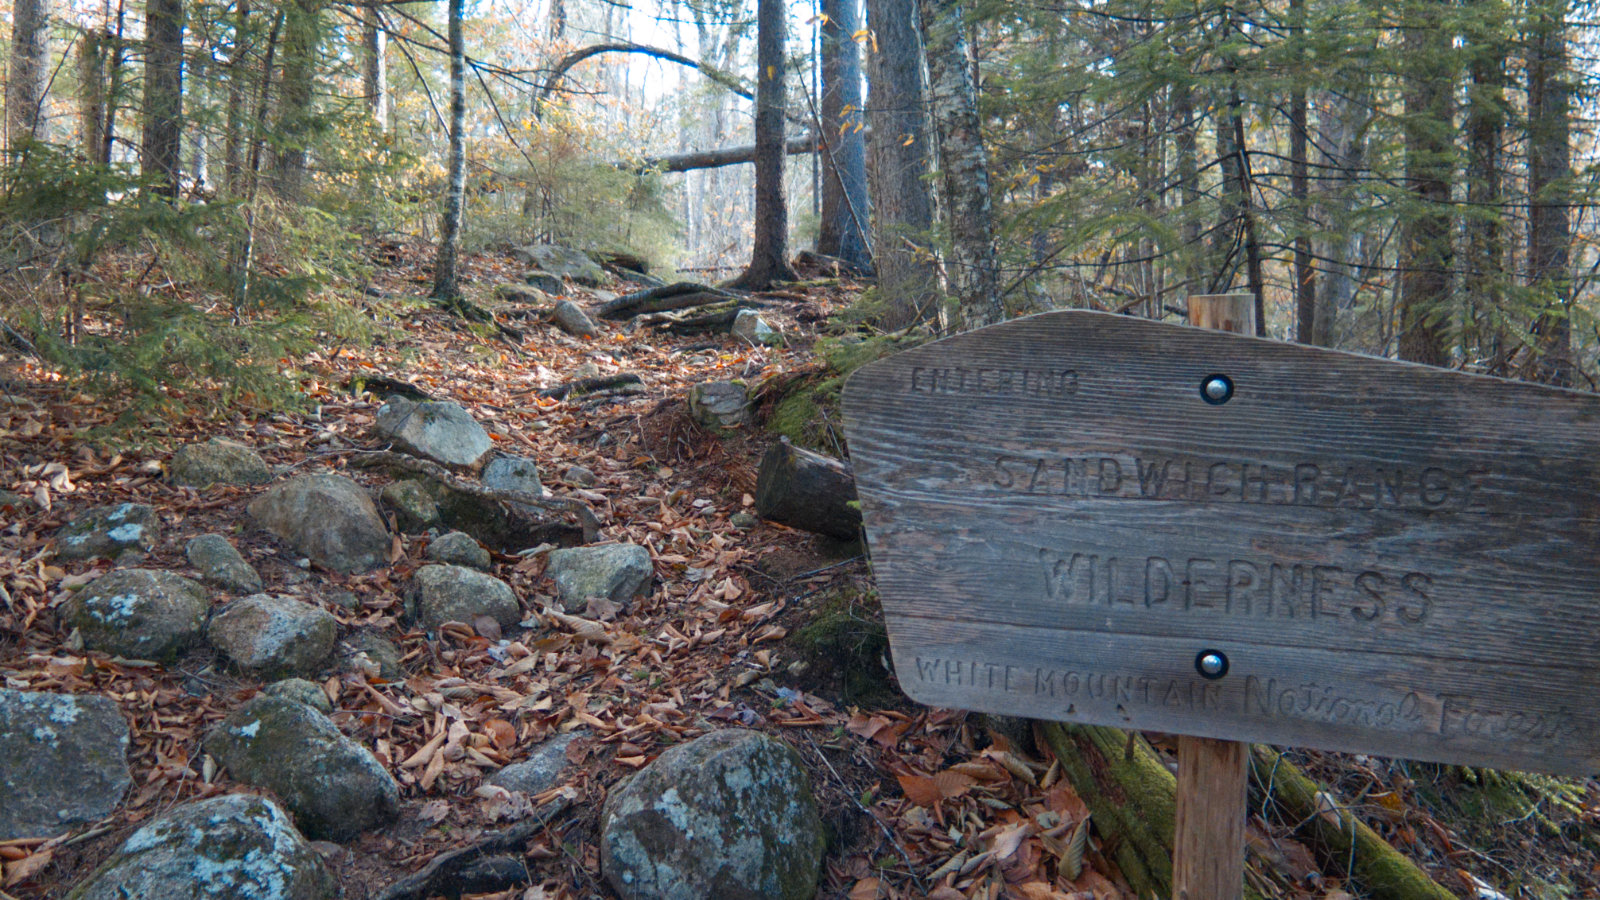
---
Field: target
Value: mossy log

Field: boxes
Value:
[1038,722,1453,900]
[1251,747,1456,899]
[635,298,764,333]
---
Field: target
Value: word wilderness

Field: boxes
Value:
[844,311,1600,775]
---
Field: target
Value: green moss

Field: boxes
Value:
[786,588,893,706]
[761,334,929,452]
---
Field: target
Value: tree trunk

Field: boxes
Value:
[271,0,322,201]
[7,0,51,148]
[816,0,872,271]
[431,0,467,300]
[1525,0,1573,386]
[1173,82,1201,297]
[1290,0,1317,345]
[863,0,937,327]
[1463,0,1508,372]
[363,5,388,129]
[1395,0,1454,367]
[1313,78,1373,349]
[140,0,185,195]
[78,29,109,164]
[919,0,1002,330]
[223,0,251,196]
[725,0,799,290]
[104,0,128,167]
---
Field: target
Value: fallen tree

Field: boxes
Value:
[637,134,821,173]
[596,282,739,319]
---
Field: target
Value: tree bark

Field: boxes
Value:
[863,0,937,328]
[816,0,872,271]
[1290,0,1317,346]
[270,0,323,201]
[1396,0,1454,367]
[725,0,799,291]
[919,0,1003,330]
[223,0,251,196]
[1525,0,1573,386]
[140,0,185,195]
[1464,0,1508,372]
[430,0,467,300]
[364,5,388,129]
[637,134,819,173]
[78,29,109,164]
[7,0,51,148]
[754,439,861,541]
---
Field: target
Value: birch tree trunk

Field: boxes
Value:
[431,0,467,300]
[7,0,51,148]
[863,0,937,327]
[726,0,799,290]
[918,0,1003,330]
[364,5,388,130]
[141,0,185,195]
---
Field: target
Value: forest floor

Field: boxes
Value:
[1,243,1598,899]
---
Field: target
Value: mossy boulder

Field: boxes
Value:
[207,594,338,679]
[381,479,441,532]
[62,569,209,661]
[65,793,335,900]
[409,564,521,631]
[425,531,491,570]
[185,533,263,594]
[55,503,161,561]
[248,474,390,574]
[600,729,824,900]
[205,696,400,842]
[544,543,653,613]
[373,398,492,468]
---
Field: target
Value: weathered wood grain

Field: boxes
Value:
[841,310,1600,774]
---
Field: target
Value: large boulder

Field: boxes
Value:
[0,690,131,840]
[544,543,653,613]
[208,594,338,679]
[185,533,263,594]
[55,503,161,561]
[205,696,399,842]
[168,439,272,489]
[62,569,209,661]
[64,793,335,900]
[600,729,824,900]
[249,474,390,574]
[512,244,606,286]
[373,398,492,468]
[409,564,521,632]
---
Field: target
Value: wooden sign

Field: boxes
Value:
[842,310,1600,775]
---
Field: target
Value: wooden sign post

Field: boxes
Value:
[841,306,1600,894]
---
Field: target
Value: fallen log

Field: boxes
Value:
[375,796,571,900]
[538,373,643,400]
[596,282,739,319]
[639,134,821,173]
[635,299,764,334]
[1035,722,1455,900]
[754,439,860,541]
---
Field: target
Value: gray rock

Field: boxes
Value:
[730,511,760,530]
[263,678,333,714]
[489,731,582,796]
[0,690,131,840]
[169,439,272,488]
[64,793,335,900]
[381,479,440,532]
[482,454,544,496]
[687,381,749,430]
[525,271,565,295]
[206,696,400,842]
[426,531,491,570]
[63,569,209,661]
[373,398,492,468]
[544,543,653,613]
[512,244,606,286]
[208,594,338,679]
[731,309,780,345]
[496,283,548,305]
[341,631,404,682]
[422,477,588,552]
[185,533,263,594]
[600,729,824,900]
[249,474,390,574]
[562,464,597,487]
[55,503,161,560]
[552,300,600,338]
[410,564,521,631]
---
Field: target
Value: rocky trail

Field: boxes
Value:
[1,244,1596,900]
